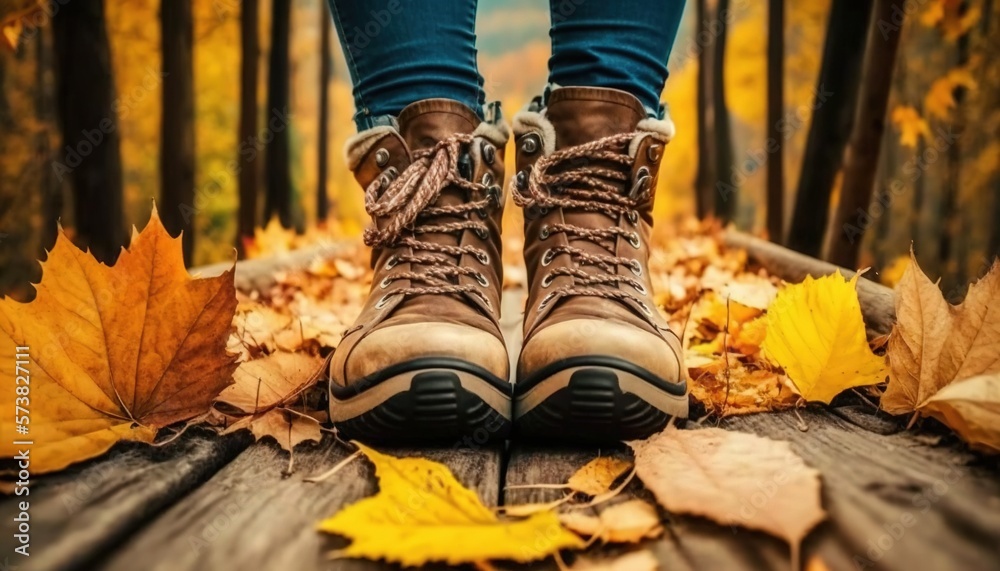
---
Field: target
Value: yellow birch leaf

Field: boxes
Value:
[762,272,888,403]
[919,373,1000,454]
[566,456,633,496]
[925,69,977,120]
[317,443,584,566]
[891,105,930,148]
[0,207,237,473]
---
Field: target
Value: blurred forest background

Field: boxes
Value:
[0,0,997,301]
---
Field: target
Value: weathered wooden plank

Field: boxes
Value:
[504,408,1000,571]
[724,231,896,337]
[0,429,253,571]
[96,437,503,571]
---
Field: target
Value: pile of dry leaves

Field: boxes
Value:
[2,208,997,570]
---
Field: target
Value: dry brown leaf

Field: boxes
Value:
[920,373,1000,453]
[0,208,237,473]
[216,352,326,414]
[568,550,659,571]
[883,253,1000,414]
[567,456,633,496]
[559,499,663,543]
[247,408,322,452]
[629,426,824,566]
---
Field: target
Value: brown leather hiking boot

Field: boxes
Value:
[327,99,512,442]
[510,87,688,441]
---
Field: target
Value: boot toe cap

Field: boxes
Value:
[331,322,510,387]
[518,318,683,384]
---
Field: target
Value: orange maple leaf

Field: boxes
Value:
[0,207,238,473]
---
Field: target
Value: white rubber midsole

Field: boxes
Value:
[513,366,689,419]
[329,369,512,422]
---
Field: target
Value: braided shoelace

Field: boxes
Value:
[364,133,495,305]
[511,132,654,319]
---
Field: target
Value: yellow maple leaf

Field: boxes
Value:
[925,69,977,120]
[317,443,584,566]
[0,207,237,473]
[890,105,930,148]
[762,272,888,404]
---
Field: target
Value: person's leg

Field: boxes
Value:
[547,0,686,116]
[510,2,688,442]
[325,1,512,443]
[327,0,485,129]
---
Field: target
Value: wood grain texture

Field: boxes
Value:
[504,408,1000,571]
[96,436,502,571]
[0,429,252,571]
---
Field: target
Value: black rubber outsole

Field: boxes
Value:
[514,367,683,442]
[333,370,512,444]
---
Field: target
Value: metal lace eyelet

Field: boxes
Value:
[638,301,653,315]
[481,141,496,165]
[629,167,651,200]
[538,291,556,309]
[475,251,490,265]
[374,148,390,167]
[475,227,489,240]
[521,134,540,155]
[481,172,495,187]
[475,273,489,287]
[633,282,647,295]
[539,225,550,240]
[385,255,399,269]
[487,185,502,208]
[541,249,555,266]
[628,232,641,249]
[379,276,393,289]
[627,210,639,225]
[514,170,527,190]
[646,144,663,163]
[385,166,399,180]
[375,293,395,309]
[476,207,488,219]
[628,260,643,277]
[541,273,554,288]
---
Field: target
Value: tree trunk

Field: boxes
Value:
[36,27,60,252]
[317,7,332,224]
[766,0,784,243]
[787,0,871,256]
[939,25,969,286]
[51,0,125,264]
[824,0,904,267]
[160,0,196,265]
[264,0,293,228]
[713,0,737,224]
[694,0,715,219]
[237,0,260,257]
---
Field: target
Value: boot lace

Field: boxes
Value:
[364,133,496,309]
[511,132,654,319]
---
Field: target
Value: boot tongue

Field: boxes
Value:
[397,98,480,151]
[545,87,646,148]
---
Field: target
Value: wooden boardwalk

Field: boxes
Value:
[4,241,1000,571]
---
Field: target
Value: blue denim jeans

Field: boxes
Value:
[328,0,686,130]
